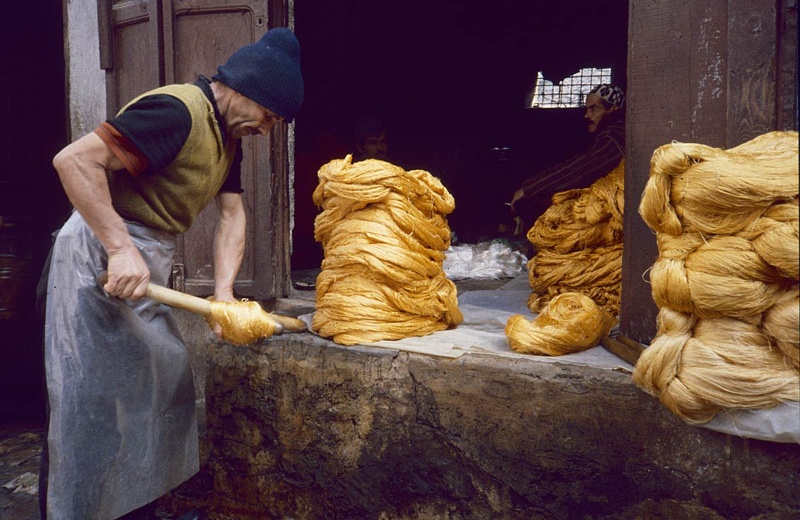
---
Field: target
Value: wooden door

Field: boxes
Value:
[622,0,797,343]
[100,0,292,301]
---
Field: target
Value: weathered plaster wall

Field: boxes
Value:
[65,0,106,140]
[162,333,800,520]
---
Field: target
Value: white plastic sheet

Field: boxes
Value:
[44,212,199,519]
[443,239,528,280]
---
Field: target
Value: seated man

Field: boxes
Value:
[510,84,625,230]
[352,114,390,162]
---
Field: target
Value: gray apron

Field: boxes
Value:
[44,211,198,520]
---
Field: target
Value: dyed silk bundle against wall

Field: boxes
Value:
[312,155,463,345]
[634,131,799,423]
[526,160,625,316]
[505,160,624,355]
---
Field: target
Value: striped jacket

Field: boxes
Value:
[519,112,625,207]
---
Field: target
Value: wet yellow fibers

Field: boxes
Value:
[633,131,799,422]
[527,244,623,314]
[312,155,462,345]
[207,300,280,345]
[633,308,800,423]
[525,160,625,315]
[762,285,800,371]
[528,163,624,253]
[650,233,788,320]
[505,292,616,356]
[639,131,798,236]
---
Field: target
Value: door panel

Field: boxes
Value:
[107,1,162,113]
[170,1,268,297]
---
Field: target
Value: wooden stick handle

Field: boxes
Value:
[145,284,286,335]
[97,271,300,334]
[145,282,212,317]
[270,314,308,333]
[98,271,212,317]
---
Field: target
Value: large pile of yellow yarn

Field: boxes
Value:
[634,131,799,423]
[525,159,625,315]
[311,155,463,345]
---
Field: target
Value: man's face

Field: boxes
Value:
[584,93,618,134]
[357,132,389,160]
[227,92,284,140]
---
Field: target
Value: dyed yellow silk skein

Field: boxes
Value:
[312,155,462,345]
[525,159,625,315]
[505,292,616,356]
[207,300,280,345]
[634,131,799,423]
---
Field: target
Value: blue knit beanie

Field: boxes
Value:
[212,27,304,122]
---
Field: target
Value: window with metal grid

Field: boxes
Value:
[527,68,613,108]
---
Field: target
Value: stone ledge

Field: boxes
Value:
[164,332,800,519]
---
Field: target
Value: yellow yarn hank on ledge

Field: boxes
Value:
[312,155,462,346]
[525,159,625,315]
[505,292,616,356]
[207,300,281,345]
[634,131,799,423]
[632,307,800,424]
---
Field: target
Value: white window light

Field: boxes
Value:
[528,68,613,108]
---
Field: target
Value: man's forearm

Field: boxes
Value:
[52,132,151,299]
[213,193,246,301]
[53,135,134,254]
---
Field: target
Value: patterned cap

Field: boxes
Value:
[588,84,625,109]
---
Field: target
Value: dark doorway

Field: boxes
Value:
[292,0,629,270]
[1,2,70,421]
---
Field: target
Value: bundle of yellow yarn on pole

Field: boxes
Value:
[525,159,625,315]
[312,155,463,345]
[634,131,799,424]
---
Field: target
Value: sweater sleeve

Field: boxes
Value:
[518,123,624,203]
[107,94,192,174]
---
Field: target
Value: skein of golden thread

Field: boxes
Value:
[205,300,282,345]
[524,159,625,317]
[312,155,462,346]
[634,131,799,423]
[505,292,616,356]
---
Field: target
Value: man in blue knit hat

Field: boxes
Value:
[41,28,303,520]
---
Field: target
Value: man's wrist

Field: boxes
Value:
[213,286,236,302]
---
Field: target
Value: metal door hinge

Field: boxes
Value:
[171,263,185,292]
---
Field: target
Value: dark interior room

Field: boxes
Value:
[1,2,69,422]
[292,0,629,269]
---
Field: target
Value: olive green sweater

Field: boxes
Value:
[108,83,236,234]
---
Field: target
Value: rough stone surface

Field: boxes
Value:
[164,332,800,520]
[0,424,42,520]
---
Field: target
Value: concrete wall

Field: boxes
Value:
[160,333,800,520]
[64,0,106,140]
